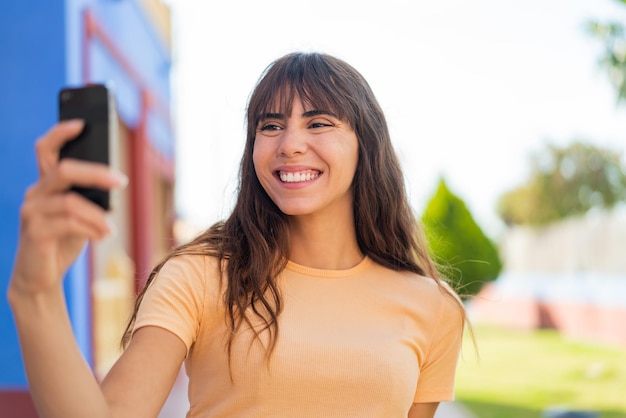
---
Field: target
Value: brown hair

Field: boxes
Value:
[122,52,463,354]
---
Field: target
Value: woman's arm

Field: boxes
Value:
[9,284,111,417]
[101,326,187,417]
[8,121,185,417]
[9,291,186,418]
[408,402,440,418]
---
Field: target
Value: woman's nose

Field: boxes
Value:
[277,127,307,157]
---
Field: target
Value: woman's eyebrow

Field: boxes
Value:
[259,112,284,121]
[302,109,338,118]
[257,110,339,122]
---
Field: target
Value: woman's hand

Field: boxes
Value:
[9,120,127,297]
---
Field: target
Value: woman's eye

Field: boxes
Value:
[259,123,282,131]
[310,122,332,129]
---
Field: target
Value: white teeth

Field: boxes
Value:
[279,170,319,183]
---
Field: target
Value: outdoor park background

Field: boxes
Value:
[0,0,624,417]
[166,0,626,416]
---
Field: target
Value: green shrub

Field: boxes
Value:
[422,178,502,297]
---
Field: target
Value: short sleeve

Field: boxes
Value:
[413,287,464,403]
[133,255,208,356]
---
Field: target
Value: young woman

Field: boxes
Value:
[8,52,465,418]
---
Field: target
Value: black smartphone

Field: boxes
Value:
[58,84,118,210]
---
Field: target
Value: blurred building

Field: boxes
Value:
[470,207,626,348]
[0,1,174,416]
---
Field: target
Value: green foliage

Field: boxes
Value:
[422,178,502,298]
[588,0,626,102]
[497,141,626,226]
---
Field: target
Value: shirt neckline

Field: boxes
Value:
[285,256,372,279]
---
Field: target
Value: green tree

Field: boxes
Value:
[588,0,626,102]
[497,141,626,226]
[422,178,502,298]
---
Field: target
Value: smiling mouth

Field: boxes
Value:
[278,170,320,183]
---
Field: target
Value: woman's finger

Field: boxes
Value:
[37,158,127,196]
[21,191,113,240]
[35,120,85,177]
[25,213,108,243]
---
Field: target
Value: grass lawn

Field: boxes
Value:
[454,325,626,418]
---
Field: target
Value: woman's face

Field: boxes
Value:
[253,97,359,220]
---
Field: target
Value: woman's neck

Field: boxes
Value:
[287,213,363,270]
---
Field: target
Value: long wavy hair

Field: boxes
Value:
[122,51,462,355]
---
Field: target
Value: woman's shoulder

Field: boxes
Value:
[152,252,226,295]
[367,259,462,308]
[366,259,437,288]
[160,252,222,274]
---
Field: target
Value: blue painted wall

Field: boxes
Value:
[0,1,69,389]
[0,0,172,390]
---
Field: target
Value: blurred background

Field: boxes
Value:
[0,0,625,417]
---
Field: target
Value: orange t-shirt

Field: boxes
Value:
[134,255,464,417]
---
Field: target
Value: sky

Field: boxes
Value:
[164,0,626,238]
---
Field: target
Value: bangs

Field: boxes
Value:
[249,53,356,128]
